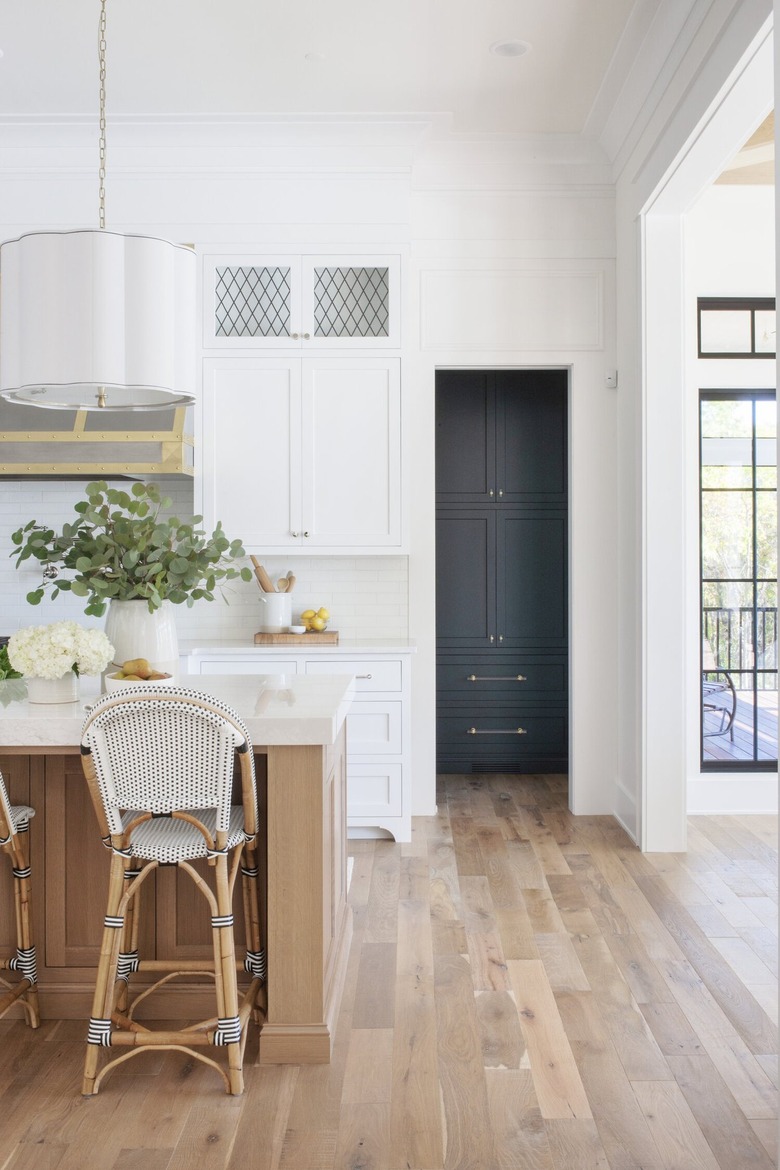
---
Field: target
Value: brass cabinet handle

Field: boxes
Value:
[466,727,527,736]
[466,674,526,682]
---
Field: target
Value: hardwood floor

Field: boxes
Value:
[0,774,777,1169]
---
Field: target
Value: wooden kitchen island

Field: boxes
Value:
[0,671,354,1065]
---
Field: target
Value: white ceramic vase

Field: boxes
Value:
[104,599,179,682]
[26,673,79,704]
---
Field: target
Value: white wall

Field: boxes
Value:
[611,1,773,848]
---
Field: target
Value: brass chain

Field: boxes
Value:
[98,0,107,229]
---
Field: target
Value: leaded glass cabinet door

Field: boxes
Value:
[300,256,400,348]
[203,255,302,349]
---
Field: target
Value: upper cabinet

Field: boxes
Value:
[202,253,401,350]
[200,357,402,554]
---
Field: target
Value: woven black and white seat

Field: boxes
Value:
[0,770,39,1028]
[80,685,265,1096]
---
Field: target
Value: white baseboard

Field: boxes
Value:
[687,773,778,815]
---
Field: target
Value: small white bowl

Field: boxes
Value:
[104,671,176,693]
[289,625,307,635]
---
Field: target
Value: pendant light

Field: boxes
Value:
[0,1,196,412]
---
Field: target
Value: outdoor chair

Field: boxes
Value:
[79,686,265,1096]
[0,769,39,1027]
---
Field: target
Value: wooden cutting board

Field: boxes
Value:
[254,631,339,645]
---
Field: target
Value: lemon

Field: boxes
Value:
[301,609,316,620]
[317,607,330,621]
[310,615,326,631]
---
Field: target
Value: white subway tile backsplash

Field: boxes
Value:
[0,480,409,643]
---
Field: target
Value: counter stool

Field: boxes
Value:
[80,686,265,1096]
[0,770,39,1028]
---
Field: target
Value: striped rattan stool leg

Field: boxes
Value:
[0,821,39,1028]
[212,853,244,1096]
[82,852,128,1095]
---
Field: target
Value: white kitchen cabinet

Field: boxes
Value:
[202,253,401,350]
[200,357,402,553]
[188,645,413,841]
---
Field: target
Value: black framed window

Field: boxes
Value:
[700,391,777,769]
[698,297,776,358]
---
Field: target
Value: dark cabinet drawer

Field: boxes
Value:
[437,656,566,701]
[437,709,567,772]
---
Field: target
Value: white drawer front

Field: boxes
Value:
[305,658,402,692]
[196,659,300,676]
[348,763,402,816]
[347,701,402,755]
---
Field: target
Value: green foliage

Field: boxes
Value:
[10,481,252,617]
[0,644,22,680]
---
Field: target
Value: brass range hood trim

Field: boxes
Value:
[0,407,194,477]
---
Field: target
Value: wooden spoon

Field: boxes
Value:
[276,578,289,593]
[286,572,296,593]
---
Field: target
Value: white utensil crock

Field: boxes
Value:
[258,592,292,633]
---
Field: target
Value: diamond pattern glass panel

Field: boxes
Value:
[215,266,291,337]
[313,267,389,337]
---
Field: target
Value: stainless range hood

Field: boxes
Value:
[0,399,193,477]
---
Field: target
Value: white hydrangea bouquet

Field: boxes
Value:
[8,621,114,680]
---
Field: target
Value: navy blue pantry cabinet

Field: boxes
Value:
[435,370,568,773]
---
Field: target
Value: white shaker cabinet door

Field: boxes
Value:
[200,359,302,548]
[200,357,402,553]
[301,358,401,549]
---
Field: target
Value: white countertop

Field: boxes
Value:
[0,671,355,750]
[184,639,416,656]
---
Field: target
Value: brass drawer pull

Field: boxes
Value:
[466,727,527,736]
[466,674,527,682]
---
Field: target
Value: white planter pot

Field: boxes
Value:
[104,600,179,682]
[26,673,79,704]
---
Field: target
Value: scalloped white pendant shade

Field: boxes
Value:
[0,229,197,411]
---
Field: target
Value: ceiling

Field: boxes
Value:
[0,0,639,135]
[716,112,775,185]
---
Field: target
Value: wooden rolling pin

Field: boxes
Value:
[250,556,276,593]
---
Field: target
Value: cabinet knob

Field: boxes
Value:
[303,531,310,538]
[498,489,504,498]
[498,634,503,643]
[489,489,494,497]
[303,332,311,340]
[291,531,299,537]
[489,634,495,643]
[291,332,300,340]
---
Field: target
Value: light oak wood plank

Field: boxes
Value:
[485,1068,555,1169]
[435,952,497,1167]
[332,1103,390,1170]
[534,932,590,994]
[543,1119,610,1169]
[750,1119,779,1163]
[667,1053,777,1170]
[389,892,443,1170]
[637,876,778,1055]
[507,962,592,1120]
[352,942,397,1030]
[475,989,527,1069]
[342,1029,393,1104]
[632,1079,721,1169]
[554,991,664,1170]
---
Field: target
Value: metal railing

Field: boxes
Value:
[702,606,777,688]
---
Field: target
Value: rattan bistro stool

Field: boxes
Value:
[0,770,39,1028]
[79,686,265,1096]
